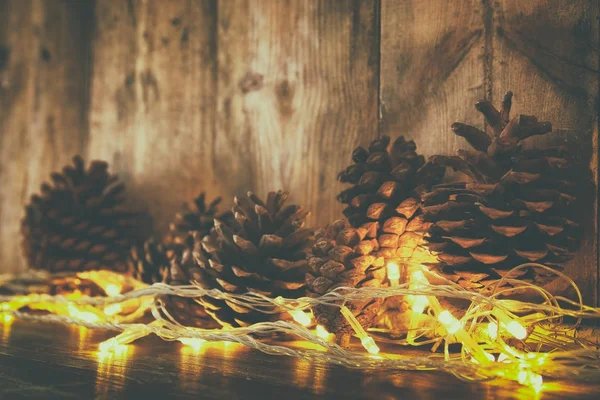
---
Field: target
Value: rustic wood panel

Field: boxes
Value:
[216,0,380,227]
[0,0,94,273]
[381,0,599,304]
[87,0,219,237]
[380,0,485,157]
[491,0,599,304]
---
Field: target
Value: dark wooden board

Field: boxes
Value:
[1,320,599,399]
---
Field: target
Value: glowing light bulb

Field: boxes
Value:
[487,322,499,340]
[2,314,14,324]
[438,310,461,335]
[67,304,100,323]
[339,306,379,355]
[104,303,122,316]
[360,336,380,355]
[99,338,119,353]
[386,262,400,286]
[105,283,122,297]
[517,370,543,393]
[315,325,333,341]
[505,320,527,340]
[411,270,426,283]
[412,296,429,314]
[289,310,312,327]
[179,338,206,351]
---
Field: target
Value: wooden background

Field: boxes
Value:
[0,1,598,304]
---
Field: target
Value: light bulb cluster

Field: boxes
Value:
[1,263,599,393]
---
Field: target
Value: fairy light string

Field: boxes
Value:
[1,262,600,390]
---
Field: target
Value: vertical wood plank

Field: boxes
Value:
[380,0,485,157]
[216,0,380,226]
[381,0,599,304]
[87,0,218,236]
[492,0,599,304]
[0,0,94,273]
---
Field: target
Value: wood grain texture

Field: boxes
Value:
[0,0,94,273]
[381,0,599,304]
[380,0,485,157]
[87,0,218,236]
[490,0,599,305]
[3,320,600,399]
[216,0,380,227]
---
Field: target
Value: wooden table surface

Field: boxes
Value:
[1,319,599,399]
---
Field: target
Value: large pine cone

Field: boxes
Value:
[337,136,444,265]
[164,192,231,259]
[166,190,314,328]
[422,92,582,290]
[21,156,136,273]
[305,220,387,346]
[128,238,169,284]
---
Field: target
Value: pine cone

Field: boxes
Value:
[305,220,387,346]
[128,238,169,284]
[21,155,136,273]
[422,92,582,290]
[166,190,314,328]
[337,136,444,265]
[161,233,221,329]
[164,193,231,259]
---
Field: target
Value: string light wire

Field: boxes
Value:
[1,263,600,389]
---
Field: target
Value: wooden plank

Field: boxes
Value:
[380,0,485,157]
[0,0,94,273]
[3,320,600,399]
[492,0,600,305]
[216,0,380,227]
[87,0,219,237]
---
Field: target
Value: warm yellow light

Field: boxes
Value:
[487,322,499,340]
[412,296,429,314]
[104,303,122,316]
[360,336,380,355]
[438,310,461,335]
[315,325,333,341]
[67,304,100,323]
[386,262,400,286]
[411,270,426,283]
[339,306,379,355]
[2,314,14,324]
[505,320,528,340]
[99,338,119,353]
[178,338,206,351]
[517,370,543,393]
[497,353,509,363]
[290,310,312,327]
[105,284,122,297]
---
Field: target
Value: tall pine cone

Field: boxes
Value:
[164,192,231,259]
[305,220,387,346]
[166,190,314,328]
[128,238,169,284]
[422,92,582,290]
[337,136,444,265]
[21,156,135,273]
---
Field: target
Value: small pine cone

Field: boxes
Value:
[161,238,221,329]
[164,193,232,259]
[337,136,444,265]
[305,220,387,346]
[128,238,169,284]
[165,190,314,328]
[21,155,136,273]
[423,92,583,291]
